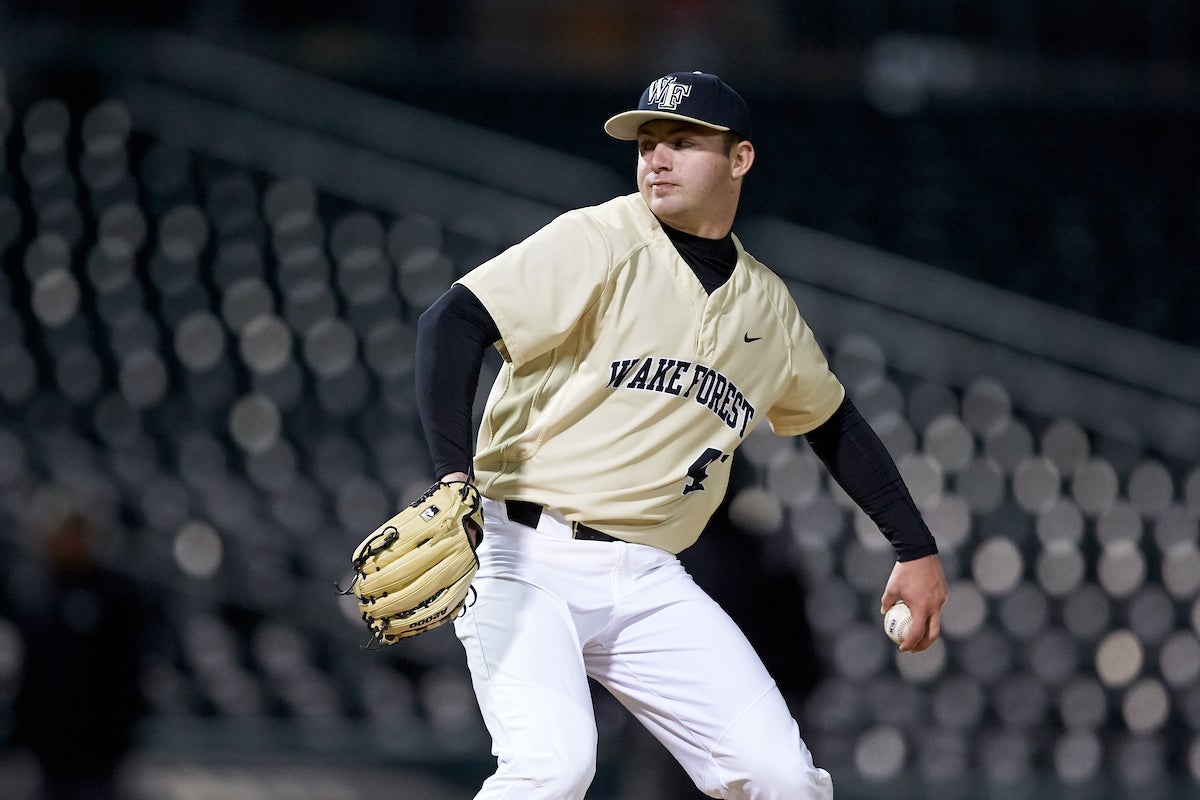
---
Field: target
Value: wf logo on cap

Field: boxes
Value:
[645,76,692,110]
[603,71,752,141]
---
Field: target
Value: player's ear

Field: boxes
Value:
[730,140,754,179]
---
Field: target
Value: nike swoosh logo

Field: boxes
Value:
[744,333,763,343]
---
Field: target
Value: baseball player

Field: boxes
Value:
[414,71,948,799]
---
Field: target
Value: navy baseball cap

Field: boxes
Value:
[604,71,752,141]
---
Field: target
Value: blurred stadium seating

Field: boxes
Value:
[0,23,1198,800]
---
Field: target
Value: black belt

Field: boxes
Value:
[504,500,621,542]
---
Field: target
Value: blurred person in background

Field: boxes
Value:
[10,511,147,800]
[620,455,825,799]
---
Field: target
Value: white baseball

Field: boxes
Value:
[884,601,912,645]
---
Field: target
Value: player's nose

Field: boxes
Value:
[643,142,672,171]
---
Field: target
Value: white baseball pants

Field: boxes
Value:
[454,498,833,799]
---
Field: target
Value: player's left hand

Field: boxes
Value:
[440,472,480,547]
[880,554,948,653]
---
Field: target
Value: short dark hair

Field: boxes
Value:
[722,132,744,156]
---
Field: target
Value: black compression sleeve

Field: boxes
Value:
[414,284,501,479]
[803,397,939,562]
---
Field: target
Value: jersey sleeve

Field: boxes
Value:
[456,211,611,367]
[765,302,846,436]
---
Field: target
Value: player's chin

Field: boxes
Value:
[644,191,684,219]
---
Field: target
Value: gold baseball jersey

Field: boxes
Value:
[457,193,845,553]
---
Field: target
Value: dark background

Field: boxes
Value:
[1,4,1198,799]
[4,0,1198,346]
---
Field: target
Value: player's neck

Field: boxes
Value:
[654,214,733,240]
[659,219,732,245]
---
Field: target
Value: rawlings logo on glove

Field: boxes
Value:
[347,481,483,644]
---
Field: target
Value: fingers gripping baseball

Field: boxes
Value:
[881,554,948,653]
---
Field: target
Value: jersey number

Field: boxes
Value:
[683,447,729,495]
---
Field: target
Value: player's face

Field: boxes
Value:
[636,120,752,238]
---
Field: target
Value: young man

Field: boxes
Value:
[414,71,948,800]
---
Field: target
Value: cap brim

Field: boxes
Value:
[603,110,731,141]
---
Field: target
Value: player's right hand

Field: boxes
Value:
[880,554,948,653]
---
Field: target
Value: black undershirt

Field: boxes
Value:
[413,227,937,561]
[414,283,499,482]
[659,222,738,294]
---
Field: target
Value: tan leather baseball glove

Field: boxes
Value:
[349,480,483,644]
